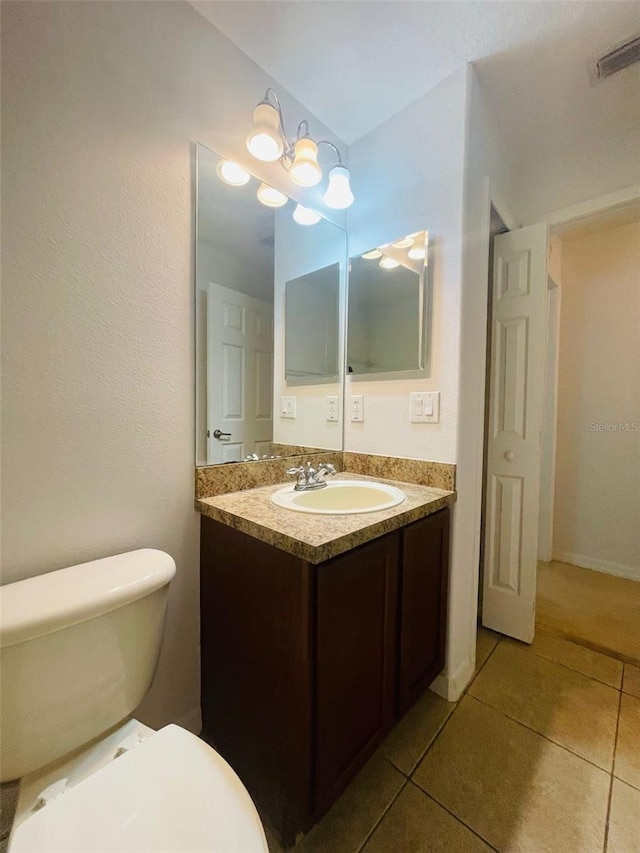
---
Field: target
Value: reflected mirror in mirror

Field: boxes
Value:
[195,143,346,466]
[347,230,429,377]
[285,263,340,382]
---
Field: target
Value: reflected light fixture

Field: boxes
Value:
[256,182,288,208]
[293,204,321,225]
[392,237,413,249]
[379,256,400,270]
[361,249,383,259]
[246,89,354,209]
[408,232,427,260]
[216,160,251,187]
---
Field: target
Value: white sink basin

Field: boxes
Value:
[271,481,406,515]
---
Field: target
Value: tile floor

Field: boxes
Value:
[266,628,640,853]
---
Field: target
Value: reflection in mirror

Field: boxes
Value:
[195,143,346,466]
[285,263,340,382]
[347,231,429,377]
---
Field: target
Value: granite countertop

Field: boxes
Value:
[196,473,455,564]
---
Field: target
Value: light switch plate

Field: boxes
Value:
[350,395,364,423]
[410,391,440,423]
[280,396,296,419]
[326,396,339,422]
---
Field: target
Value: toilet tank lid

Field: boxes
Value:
[0,549,176,648]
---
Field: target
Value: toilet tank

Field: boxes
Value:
[0,549,176,782]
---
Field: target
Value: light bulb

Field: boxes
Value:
[216,160,251,187]
[361,249,382,259]
[256,183,288,208]
[408,245,426,260]
[379,257,400,269]
[392,237,413,249]
[290,137,322,187]
[293,204,321,225]
[323,165,354,209]
[246,102,284,162]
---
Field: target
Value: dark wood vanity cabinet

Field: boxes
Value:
[200,507,450,847]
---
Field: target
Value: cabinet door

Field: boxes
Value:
[315,533,399,816]
[398,508,450,716]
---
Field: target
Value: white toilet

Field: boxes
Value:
[0,549,268,852]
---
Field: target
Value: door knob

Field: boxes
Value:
[213,429,231,440]
[504,451,514,461]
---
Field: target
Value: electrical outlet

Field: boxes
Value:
[350,395,364,423]
[326,396,339,422]
[410,391,439,423]
[280,396,296,419]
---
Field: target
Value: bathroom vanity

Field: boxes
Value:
[198,475,453,846]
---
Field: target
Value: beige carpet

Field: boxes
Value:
[537,560,640,665]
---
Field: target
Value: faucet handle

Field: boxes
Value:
[315,462,337,483]
[286,465,307,488]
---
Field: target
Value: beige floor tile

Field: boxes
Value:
[526,628,623,688]
[377,689,455,775]
[476,627,500,671]
[469,640,619,770]
[413,695,610,853]
[361,782,494,853]
[607,778,640,853]
[614,692,640,790]
[537,561,640,664]
[622,663,640,699]
[296,753,404,853]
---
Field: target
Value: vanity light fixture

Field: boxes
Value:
[379,256,400,270]
[293,204,321,225]
[256,182,288,208]
[392,237,413,249]
[247,89,354,208]
[216,160,251,187]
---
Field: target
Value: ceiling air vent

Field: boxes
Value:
[596,36,640,80]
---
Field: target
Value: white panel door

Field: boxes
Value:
[207,284,273,464]
[482,223,548,643]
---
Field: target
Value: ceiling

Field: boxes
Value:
[553,199,640,240]
[190,1,640,151]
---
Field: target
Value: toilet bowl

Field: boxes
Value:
[0,550,267,852]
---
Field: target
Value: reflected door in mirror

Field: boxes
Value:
[207,283,273,463]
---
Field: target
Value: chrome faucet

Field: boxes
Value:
[286,461,338,491]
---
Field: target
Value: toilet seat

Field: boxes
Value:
[9,724,268,853]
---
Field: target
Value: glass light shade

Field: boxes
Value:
[290,137,322,187]
[216,160,251,187]
[323,165,354,209]
[361,249,382,259]
[246,102,284,162]
[379,256,400,269]
[257,182,288,208]
[392,237,413,249]
[408,245,426,260]
[293,204,321,225]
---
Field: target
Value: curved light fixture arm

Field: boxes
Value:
[262,88,295,160]
[317,140,345,167]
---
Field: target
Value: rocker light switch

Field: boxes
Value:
[410,392,439,423]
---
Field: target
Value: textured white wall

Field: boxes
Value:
[553,221,640,578]
[1,0,343,729]
[345,68,468,465]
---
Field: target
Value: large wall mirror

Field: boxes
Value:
[195,143,347,466]
[347,230,430,378]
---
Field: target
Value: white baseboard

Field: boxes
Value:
[552,550,640,582]
[175,705,202,735]
[430,656,475,703]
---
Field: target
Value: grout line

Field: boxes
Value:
[506,638,624,691]
[408,780,502,853]
[603,688,624,853]
[468,693,614,776]
[404,635,504,778]
[354,778,408,853]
